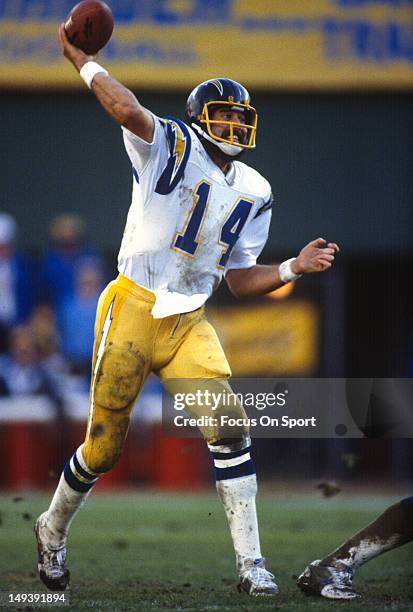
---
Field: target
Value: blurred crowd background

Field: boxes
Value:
[0,211,106,395]
[0,0,412,492]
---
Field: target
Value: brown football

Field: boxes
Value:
[64,0,114,55]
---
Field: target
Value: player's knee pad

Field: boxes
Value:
[94,342,145,411]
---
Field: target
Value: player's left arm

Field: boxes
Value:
[226,238,339,299]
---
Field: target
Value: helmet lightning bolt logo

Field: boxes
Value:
[210,79,224,95]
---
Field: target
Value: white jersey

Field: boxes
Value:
[118,114,273,318]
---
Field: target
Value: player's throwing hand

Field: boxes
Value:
[58,24,94,70]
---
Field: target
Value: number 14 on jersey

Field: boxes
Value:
[173,180,253,268]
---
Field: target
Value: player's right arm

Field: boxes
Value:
[58,24,154,142]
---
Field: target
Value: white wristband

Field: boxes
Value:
[79,61,108,89]
[279,258,302,283]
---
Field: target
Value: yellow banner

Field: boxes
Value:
[207,300,319,376]
[0,0,412,89]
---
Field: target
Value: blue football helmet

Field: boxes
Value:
[186,78,258,157]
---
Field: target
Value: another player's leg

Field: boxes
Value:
[36,277,152,590]
[297,496,413,599]
[159,312,278,596]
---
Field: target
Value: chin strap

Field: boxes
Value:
[191,123,243,157]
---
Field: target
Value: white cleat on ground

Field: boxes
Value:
[35,512,70,591]
[297,559,360,600]
[238,558,279,596]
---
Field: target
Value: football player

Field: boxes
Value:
[297,496,413,599]
[35,24,339,596]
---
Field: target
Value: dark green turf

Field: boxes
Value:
[0,492,412,611]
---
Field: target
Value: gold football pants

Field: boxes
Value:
[82,274,246,473]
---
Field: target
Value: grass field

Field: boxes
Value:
[0,491,412,611]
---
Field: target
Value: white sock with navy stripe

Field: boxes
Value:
[43,445,99,548]
[210,441,262,573]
